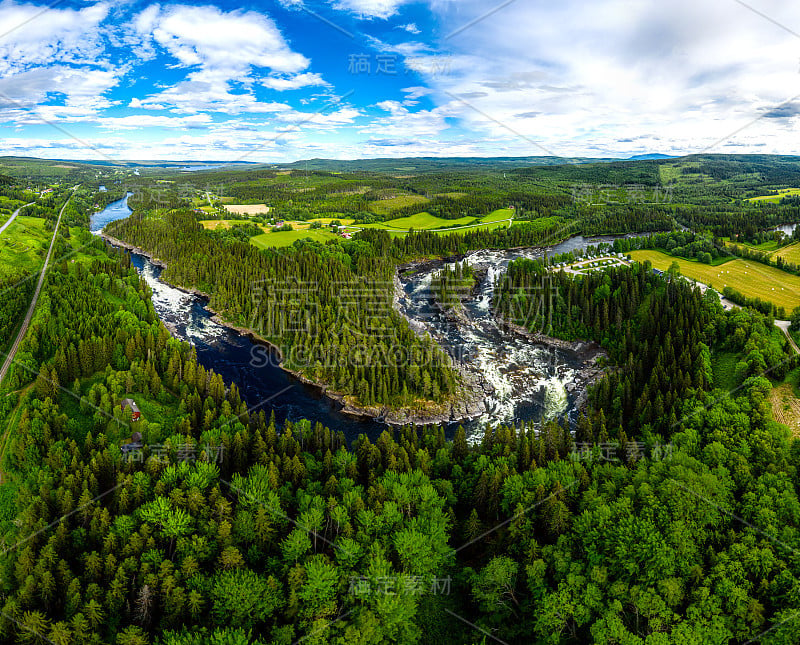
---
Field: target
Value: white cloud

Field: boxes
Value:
[132,4,326,114]
[275,105,362,128]
[0,66,120,119]
[261,72,328,91]
[132,78,295,115]
[363,99,453,140]
[330,0,409,20]
[98,113,214,130]
[422,0,800,155]
[398,23,420,34]
[141,4,309,79]
[0,1,110,74]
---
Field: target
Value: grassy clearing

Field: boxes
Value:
[724,237,784,254]
[225,204,270,216]
[481,208,514,223]
[712,351,739,392]
[746,188,800,203]
[0,216,49,275]
[659,162,700,184]
[629,249,800,311]
[250,229,340,249]
[369,194,429,216]
[773,242,800,265]
[770,383,800,437]
[309,217,355,226]
[199,219,267,231]
[376,212,477,229]
[364,209,514,233]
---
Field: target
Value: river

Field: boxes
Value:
[91,194,621,441]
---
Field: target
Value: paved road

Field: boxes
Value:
[0,202,33,236]
[0,190,75,387]
[775,320,800,355]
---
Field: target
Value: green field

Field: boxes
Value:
[746,188,800,203]
[0,216,50,275]
[369,194,429,215]
[247,209,517,247]
[629,249,800,311]
[774,242,800,265]
[309,217,355,226]
[364,212,476,230]
[250,228,340,248]
[362,208,514,233]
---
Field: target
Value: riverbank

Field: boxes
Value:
[102,231,484,426]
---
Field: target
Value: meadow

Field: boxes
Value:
[746,187,800,203]
[361,208,514,233]
[368,193,429,215]
[0,216,49,275]
[629,248,800,311]
[249,228,339,248]
[773,242,800,264]
[225,203,270,216]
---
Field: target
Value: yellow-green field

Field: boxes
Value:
[309,217,355,226]
[200,219,266,231]
[245,208,518,247]
[361,208,514,233]
[774,242,800,265]
[369,194,429,216]
[629,249,800,311]
[250,229,339,249]
[746,188,800,203]
[0,216,50,274]
[658,162,700,184]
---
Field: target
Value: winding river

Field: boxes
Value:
[92,194,620,442]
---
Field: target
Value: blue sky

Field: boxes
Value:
[1,0,800,161]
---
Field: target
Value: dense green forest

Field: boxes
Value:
[2,156,800,644]
[494,258,796,436]
[1,230,800,644]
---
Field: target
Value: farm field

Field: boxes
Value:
[361,208,514,233]
[225,203,270,216]
[309,217,355,225]
[369,194,429,215]
[746,188,800,203]
[0,216,50,274]
[363,212,476,229]
[629,249,800,310]
[250,228,339,248]
[200,219,266,231]
[773,242,800,264]
[245,208,517,247]
[770,384,800,438]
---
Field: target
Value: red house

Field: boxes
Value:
[121,398,141,421]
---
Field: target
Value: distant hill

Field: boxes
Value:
[627,153,677,160]
[279,156,618,173]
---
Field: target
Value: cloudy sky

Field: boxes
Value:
[1,0,800,161]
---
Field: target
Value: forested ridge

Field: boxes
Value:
[495,259,796,437]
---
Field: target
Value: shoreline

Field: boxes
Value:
[101,231,485,426]
[102,229,612,426]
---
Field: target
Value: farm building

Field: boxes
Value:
[121,398,141,421]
